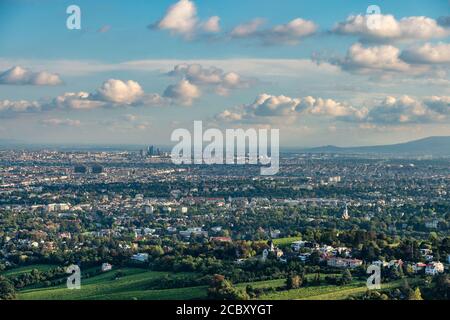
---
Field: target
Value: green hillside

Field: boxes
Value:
[17,267,207,300]
[8,264,421,301]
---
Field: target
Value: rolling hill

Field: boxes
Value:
[303,136,450,156]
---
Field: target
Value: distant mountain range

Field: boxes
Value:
[302,136,450,156]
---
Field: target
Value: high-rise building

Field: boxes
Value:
[147,145,154,156]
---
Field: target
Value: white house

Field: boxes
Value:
[425,262,444,275]
[291,240,306,251]
[298,253,310,262]
[144,205,154,214]
[131,253,149,263]
[412,263,427,273]
[101,263,112,272]
[270,230,281,239]
[372,260,388,268]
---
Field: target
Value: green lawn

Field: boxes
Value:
[272,236,301,246]
[258,278,420,300]
[18,267,207,300]
[12,263,419,301]
[1,264,58,277]
[235,273,341,290]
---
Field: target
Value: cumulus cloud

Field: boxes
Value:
[332,14,450,42]
[0,79,167,117]
[167,63,253,96]
[95,79,144,104]
[154,0,220,39]
[41,118,81,127]
[301,96,368,120]
[201,16,220,33]
[163,79,200,105]
[401,42,450,64]
[216,93,450,126]
[215,109,243,122]
[323,42,450,77]
[50,92,106,110]
[336,43,413,74]
[0,66,62,86]
[230,18,266,38]
[230,18,317,45]
[49,79,167,110]
[216,93,366,124]
[0,99,40,116]
[423,96,450,114]
[367,95,450,124]
[0,73,208,117]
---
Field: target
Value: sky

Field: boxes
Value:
[0,0,449,147]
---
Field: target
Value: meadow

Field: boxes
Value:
[2,264,418,300]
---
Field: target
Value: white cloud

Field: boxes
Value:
[216,109,243,122]
[51,92,105,110]
[423,96,450,114]
[325,42,450,77]
[267,18,318,45]
[0,79,167,117]
[368,95,450,124]
[163,79,200,105]
[155,0,220,38]
[230,18,317,45]
[337,43,412,73]
[95,79,144,104]
[301,96,368,120]
[0,99,40,115]
[167,63,253,96]
[216,93,366,124]
[401,42,450,64]
[52,79,167,109]
[230,18,266,37]
[0,66,62,86]
[216,93,450,126]
[333,14,450,42]
[0,58,339,79]
[157,0,197,35]
[201,16,221,33]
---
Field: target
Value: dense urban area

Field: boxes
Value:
[0,147,448,300]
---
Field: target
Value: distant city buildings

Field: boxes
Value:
[327,257,363,269]
[73,164,104,174]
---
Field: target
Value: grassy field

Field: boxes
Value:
[17,267,207,300]
[235,273,341,290]
[272,236,302,246]
[1,264,58,277]
[258,278,420,300]
[10,264,419,300]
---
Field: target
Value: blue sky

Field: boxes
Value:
[0,0,449,147]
